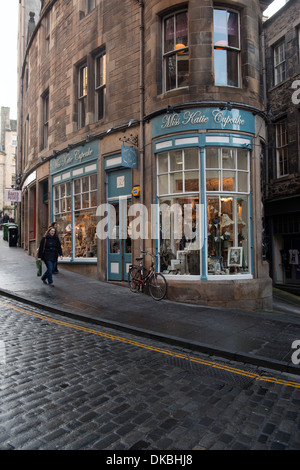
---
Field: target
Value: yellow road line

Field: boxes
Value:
[2,300,300,389]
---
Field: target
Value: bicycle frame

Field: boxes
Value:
[128,250,167,300]
[130,251,156,291]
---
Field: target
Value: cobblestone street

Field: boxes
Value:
[0,296,300,452]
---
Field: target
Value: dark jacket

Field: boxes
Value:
[38,234,62,262]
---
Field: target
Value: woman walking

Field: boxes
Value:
[38,226,63,287]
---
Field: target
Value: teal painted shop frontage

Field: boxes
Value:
[147,106,272,310]
[50,141,98,271]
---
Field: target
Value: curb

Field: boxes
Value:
[1,287,300,378]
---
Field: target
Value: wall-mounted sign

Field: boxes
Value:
[151,108,255,138]
[5,190,21,202]
[132,185,140,197]
[121,145,138,168]
[50,141,98,175]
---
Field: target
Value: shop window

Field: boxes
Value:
[276,121,288,177]
[214,8,240,87]
[207,196,249,275]
[157,148,199,195]
[95,52,106,121]
[157,146,251,277]
[53,174,97,259]
[53,182,72,257]
[274,40,286,85]
[157,148,200,275]
[163,10,189,92]
[73,174,97,258]
[206,147,249,193]
[206,147,250,275]
[78,64,88,129]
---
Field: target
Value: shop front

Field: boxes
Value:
[50,141,98,278]
[150,107,272,310]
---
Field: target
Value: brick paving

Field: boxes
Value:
[0,297,300,451]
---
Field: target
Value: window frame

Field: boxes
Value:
[95,52,106,121]
[78,63,88,129]
[274,40,286,85]
[275,120,289,177]
[213,7,241,88]
[162,9,189,92]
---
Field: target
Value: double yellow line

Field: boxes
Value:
[2,299,300,389]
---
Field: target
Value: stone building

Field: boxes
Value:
[263,0,300,294]
[17,0,274,310]
[0,108,17,220]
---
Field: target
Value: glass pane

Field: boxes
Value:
[74,179,81,194]
[238,172,248,192]
[222,148,235,169]
[237,149,248,170]
[158,152,168,173]
[74,194,81,210]
[214,49,227,85]
[54,200,60,214]
[97,89,105,120]
[110,203,120,254]
[227,11,239,48]
[227,50,239,87]
[61,184,65,198]
[90,173,97,190]
[214,9,227,46]
[66,196,71,212]
[237,198,249,272]
[170,172,183,193]
[75,209,97,258]
[159,196,200,275]
[164,16,174,53]
[170,150,183,171]
[54,186,60,199]
[158,174,168,195]
[90,190,97,207]
[66,181,71,196]
[206,170,220,191]
[184,148,199,169]
[206,148,219,168]
[82,192,89,208]
[207,196,223,272]
[125,201,132,254]
[222,171,236,191]
[176,11,188,47]
[165,55,176,91]
[177,54,189,87]
[56,213,72,258]
[185,171,199,192]
[82,176,89,193]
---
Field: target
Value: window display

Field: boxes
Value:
[207,196,249,274]
[157,146,250,277]
[53,173,97,259]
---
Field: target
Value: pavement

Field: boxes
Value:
[1,234,300,377]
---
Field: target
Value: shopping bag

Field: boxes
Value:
[36,259,42,277]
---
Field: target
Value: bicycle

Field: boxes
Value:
[128,250,167,301]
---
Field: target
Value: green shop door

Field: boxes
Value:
[107,168,132,281]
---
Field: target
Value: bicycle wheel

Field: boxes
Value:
[128,266,141,293]
[148,272,167,300]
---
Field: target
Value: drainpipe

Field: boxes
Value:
[137,0,145,253]
[261,29,269,199]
